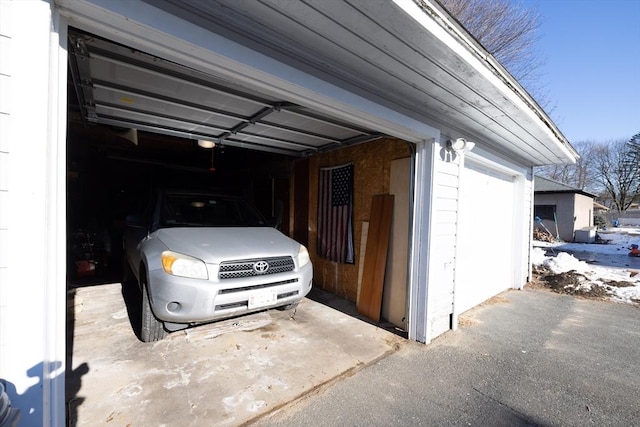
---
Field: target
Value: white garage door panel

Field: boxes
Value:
[68,29,384,157]
[456,161,516,314]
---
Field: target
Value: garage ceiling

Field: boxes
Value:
[68,29,383,157]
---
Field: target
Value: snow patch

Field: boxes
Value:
[544,252,590,274]
[533,228,640,305]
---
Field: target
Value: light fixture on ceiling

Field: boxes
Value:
[197,139,216,149]
[446,138,475,154]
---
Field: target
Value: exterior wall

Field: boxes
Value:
[535,193,584,242]
[0,2,67,426]
[409,139,532,343]
[614,217,640,226]
[523,171,535,283]
[407,139,436,343]
[611,212,640,226]
[0,0,11,392]
[535,192,596,242]
[306,138,411,302]
[447,143,532,336]
[425,141,460,338]
[574,193,594,230]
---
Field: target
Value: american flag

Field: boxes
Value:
[317,163,354,263]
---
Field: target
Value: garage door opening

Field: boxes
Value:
[64,26,408,340]
[64,26,386,284]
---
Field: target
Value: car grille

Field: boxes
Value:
[218,278,298,294]
[218,256,294,279]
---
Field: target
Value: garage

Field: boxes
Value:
[0,1,579,424]
[55,0,574,347]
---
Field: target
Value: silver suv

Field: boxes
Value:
[124,189,313,342]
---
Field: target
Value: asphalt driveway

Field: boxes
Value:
[254,288,640,426]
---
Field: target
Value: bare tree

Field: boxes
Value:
[438,0,550,107]
[535,140,600,192]
[593,139,640,212]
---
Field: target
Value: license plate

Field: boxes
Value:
[248,289,277,309]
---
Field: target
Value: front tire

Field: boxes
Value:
[140,278,167,342]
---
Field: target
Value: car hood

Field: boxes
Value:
[155,227,300,263]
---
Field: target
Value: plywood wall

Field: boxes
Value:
[299,138,411,302]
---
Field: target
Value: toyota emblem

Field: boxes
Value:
[253,260,269,274]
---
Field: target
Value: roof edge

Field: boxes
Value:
[406,0,579,162]
[534,175,598,198]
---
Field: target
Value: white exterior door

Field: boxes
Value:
[455,160,517,314]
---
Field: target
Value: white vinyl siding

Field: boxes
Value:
[0,0,11,372]
[523,171,535,285]
[0,3,68,426]
[419,140,532,342]
[427,152,460,339]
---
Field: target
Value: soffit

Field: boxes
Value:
[142,0,576,165]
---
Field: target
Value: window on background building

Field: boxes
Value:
[534,205,556,220]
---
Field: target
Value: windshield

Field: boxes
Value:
[159,193,268,227]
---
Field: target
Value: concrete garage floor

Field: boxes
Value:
[66,283,405,426]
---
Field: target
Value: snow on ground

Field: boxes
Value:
[532,226,640,305]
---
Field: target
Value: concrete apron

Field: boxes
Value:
[66,283,404,426]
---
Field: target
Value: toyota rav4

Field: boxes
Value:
[123,189,313,342]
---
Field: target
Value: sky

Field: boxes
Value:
[533,226,640,304]
[521,0,640,144]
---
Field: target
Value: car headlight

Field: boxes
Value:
[161,251,208,280]
[297,245,311,268]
